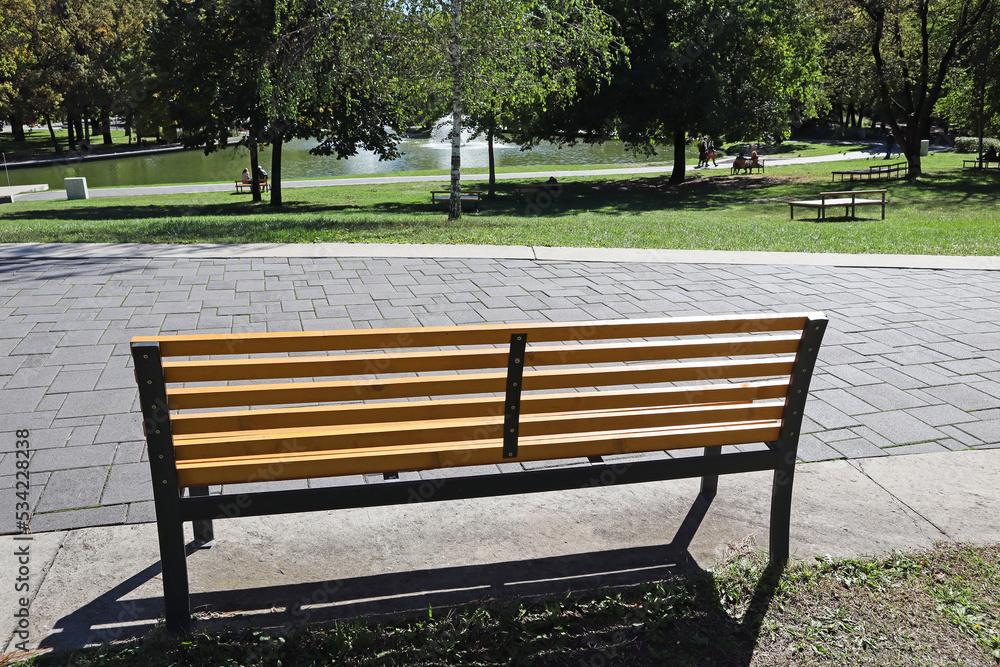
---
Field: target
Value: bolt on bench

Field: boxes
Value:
[131,313,827,632]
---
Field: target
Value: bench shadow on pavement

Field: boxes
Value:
[39,494,783,665]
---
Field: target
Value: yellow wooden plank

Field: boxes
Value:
[169,380,790,435]
[133,313,819,357]
[171,401,786,459]
[160,334,803,383]
[165,357,796,410]
[175,420,782,486]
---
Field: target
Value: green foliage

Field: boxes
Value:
[850,0,999,173]
[955,136,1000,152]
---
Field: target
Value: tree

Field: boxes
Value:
[399,0,619,219]
[154,0,406,205]
[935,0,1000,153]
[258,0,408,205]
[503,0,823,184]
[851,0,998,176]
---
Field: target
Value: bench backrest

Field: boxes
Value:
[819,190,887,199]
[131,313,826,489]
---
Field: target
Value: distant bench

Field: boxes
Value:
[831,162,905,183]
[788,189,887,220]
[431,190,483,211]
[130,312,828,632]
[235,178,269,193]
[514,182,563,202]
[963,158,1000,170]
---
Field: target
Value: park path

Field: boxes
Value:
[14,148,892,201]
[1,246,998,535]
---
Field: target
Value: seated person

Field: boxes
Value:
[241,168,251,183]
[984,146,999,161]
[255,166,268,181]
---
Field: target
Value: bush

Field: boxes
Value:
[954,136,999,153]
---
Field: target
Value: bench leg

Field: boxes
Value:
[189,486,214,548]
[769,451,795,565]
[699,446,722,498]
[156,511,192,633]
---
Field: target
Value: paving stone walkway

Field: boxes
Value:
[1,251,998,535]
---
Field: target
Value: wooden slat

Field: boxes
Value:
[160,334,803,383]
[168,380,791,435]
[172,401,787,460]
[165,357,796,410]
[174,421,783,487]
[134,313,818,357]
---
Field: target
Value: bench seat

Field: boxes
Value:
[789,189,887,220]
[131,313,826,632]
[430,189,483,210]
[235,179,269,193]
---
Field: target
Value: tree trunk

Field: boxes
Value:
[101,111,113,145]
[249,138,262,203]
[487,125,496,197]
[447,0,463,221]
[74,117,84,143]
[11,121,25,143]
[45,116,62,154]
[67,115,76,150]
[669,129,686,184]
[270,137,282,206]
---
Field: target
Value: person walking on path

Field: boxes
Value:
[885,130,896,159]
[697,137,708,168]
[707,139,718,167]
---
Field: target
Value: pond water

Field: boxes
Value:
[4,135,673,190]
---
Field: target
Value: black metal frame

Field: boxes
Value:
[131,315,827,633]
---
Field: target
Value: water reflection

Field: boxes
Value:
[5,137,671,190]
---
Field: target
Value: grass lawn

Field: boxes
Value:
[18,543,1000,666]
[2,151,997,255]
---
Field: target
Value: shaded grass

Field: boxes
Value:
[2,152,997,255]
[15,543,999,666]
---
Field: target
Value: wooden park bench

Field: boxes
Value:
[431,189,483,211]
[235,178,269,193]
[831,162,906,183]
[962,157,1000,170]
[131,312,827,632]
[514,182,563,202]
[788,189,887,220]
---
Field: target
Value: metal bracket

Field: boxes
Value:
[502,333,528,459]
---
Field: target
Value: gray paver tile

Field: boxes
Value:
[829,438,888,458]
[45,344,114,366]
[923,383,998,411]
[951,420,1000,446]
[0,387,48,414]
[30,504,127,533]
[882,441,951,456]
[845,383,928,411]
[34,466,108,513]
[855,411,944,446]
[29,443,118,471]
[125,501,156,524]
[101,462,152,504]
[796,436,842,463]
[4,365,60,389]
[905,404,977,427]
[811,388,879,416]
[58,388,137,420]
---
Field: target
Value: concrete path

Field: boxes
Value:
[14,149,892,201]
[0,242,998,653]
[2,448,998,653]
